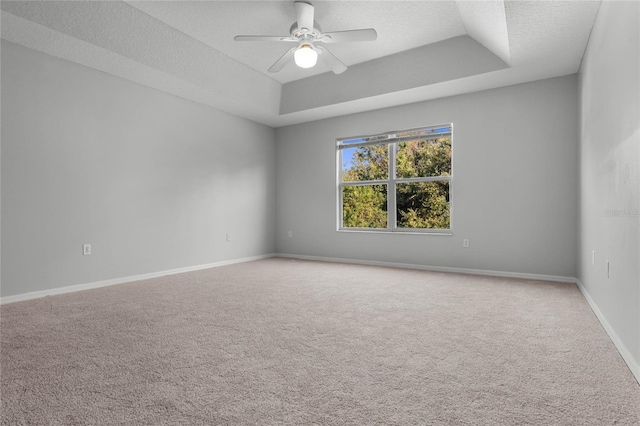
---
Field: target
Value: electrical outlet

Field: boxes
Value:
[83,244,91,256]
[288,230,293,238]
[225,233,231,242]
[463,239,469,248]
[592,250,596,266]
[606,260,610,278]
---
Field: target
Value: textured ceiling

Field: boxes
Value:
[1,1,601,127]
[127,0,468,84]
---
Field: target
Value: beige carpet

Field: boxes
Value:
[1,258,639,425]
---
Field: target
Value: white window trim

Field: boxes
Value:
[337,124,453,235]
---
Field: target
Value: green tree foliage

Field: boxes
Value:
[342,185,387,228]
[343,145,388,182]
[396,139,451,178]
[342,137,451,229]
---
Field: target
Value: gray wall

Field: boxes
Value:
[1,40,276,298]
[578,1,639,374]
[275,76,578,277]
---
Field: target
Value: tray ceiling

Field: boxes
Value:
[1,1,601,127]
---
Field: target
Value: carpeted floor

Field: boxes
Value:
[1,258,639,425]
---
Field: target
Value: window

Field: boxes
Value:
[337,124,452,233]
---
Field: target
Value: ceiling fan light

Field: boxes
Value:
[294,44,318,68]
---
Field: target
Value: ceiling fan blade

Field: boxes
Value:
[317,46,347,74]
[294,1,314,32]
[268,47,297,73]
[234,35,296,42]
[318,29,378,43]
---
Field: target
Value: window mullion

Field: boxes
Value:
[342,180,388,187]
[396,176,452,184]
[388,142,397,231]
[337,147,343,229]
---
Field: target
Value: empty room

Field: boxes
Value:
[1,0,639,424]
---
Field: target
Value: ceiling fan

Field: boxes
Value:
[234,1,377,74]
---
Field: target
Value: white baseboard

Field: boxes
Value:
[275,253,576,283]
[0,253,276,305]
[575,278,640,384]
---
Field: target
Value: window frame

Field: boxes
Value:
[337,124,453,235]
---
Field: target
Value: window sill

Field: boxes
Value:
[338,229,453,236]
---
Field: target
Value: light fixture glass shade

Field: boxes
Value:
[294,45,318,68]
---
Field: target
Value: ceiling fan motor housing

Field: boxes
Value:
[290,21,322,39]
